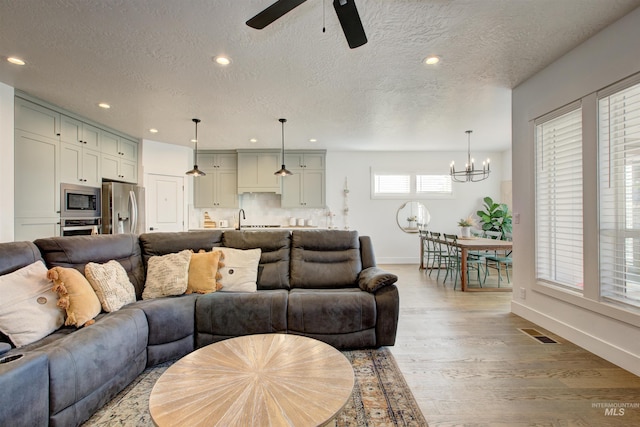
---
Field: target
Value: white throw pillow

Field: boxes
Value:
[216,248,261,292]
[85,260,136,312]
[142,250,192,300]
[0,261,65,347]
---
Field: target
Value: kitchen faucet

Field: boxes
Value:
[237,209,246,230]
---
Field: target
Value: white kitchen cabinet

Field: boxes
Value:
[100,130,138,183]
[14,97,60,139]
[281,150,326,208]
[60,115,100,150]
[60,142,101,187]
[194,152,238,208]
[237,150,282,194]
[14,130,61,240]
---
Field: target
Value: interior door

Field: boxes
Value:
[145,173,185,233]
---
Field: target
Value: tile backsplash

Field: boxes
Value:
[188,193,334,229]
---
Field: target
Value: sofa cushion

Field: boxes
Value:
[290,230,362,289]
[139,230,223,267]
[287,288,377,335]
[142,250,191,300]
[34,234,146,300]
[222,230,291,290]
[85,260,137,312]
[0,261,64,347]
[195,290,288,347]
[216,248,261,292]
[187,250,224,294]
[48,266,102,328]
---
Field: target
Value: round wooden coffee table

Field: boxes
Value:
[149,333,355,426]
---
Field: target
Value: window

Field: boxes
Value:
[373,174,410,194]
[371,172,452,199]
[535,105,583,290]
[599,80,640,309]
[416,175,452,194]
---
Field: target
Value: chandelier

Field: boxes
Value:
[449,130,490,183]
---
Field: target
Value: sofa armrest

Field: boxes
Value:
[358,267,398,293]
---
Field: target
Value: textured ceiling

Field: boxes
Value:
[1,0,639,152]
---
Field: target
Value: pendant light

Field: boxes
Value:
[186,118,206,176]
[274,118,293,176]
[449,130,490,183]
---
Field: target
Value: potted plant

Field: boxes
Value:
[476,196,512,238]
[407,215,418,229]
[457,216,476,238]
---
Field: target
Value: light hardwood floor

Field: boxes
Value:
[386,264,640,427]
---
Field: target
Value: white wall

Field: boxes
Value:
[326,150,505,263]
[512,7,640,375]
[0,82,15,242]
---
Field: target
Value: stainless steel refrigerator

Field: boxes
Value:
[102,182,145,234]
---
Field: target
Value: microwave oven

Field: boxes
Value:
[60,183,101,218]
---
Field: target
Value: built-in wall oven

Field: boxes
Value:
[60,183,102,236]
[60,218,101,236]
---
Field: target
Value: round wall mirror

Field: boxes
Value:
[396,201,430,233]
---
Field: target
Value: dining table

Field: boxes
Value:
[420,234,513,292]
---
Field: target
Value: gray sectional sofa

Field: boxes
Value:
[0,229,399,427]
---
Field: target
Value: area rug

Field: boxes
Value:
[83,347,427,427]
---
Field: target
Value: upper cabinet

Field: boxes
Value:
[100,130,138,183]
[281,150,326,208]
[60,115,100,150]
[14,98,60,139]
[194,152,238,208]
[237,150,282,194]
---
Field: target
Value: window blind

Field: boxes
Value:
[416,175,452,194]
[599,81,640,308]
[535,107,584,290]
[373,174,411,194]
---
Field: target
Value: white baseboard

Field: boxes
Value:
[512,301,640,377]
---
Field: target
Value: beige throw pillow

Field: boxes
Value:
[0,261,65,347]
[217,248,261,292]
[187,250,225,294]
[48,266,102,328]
[85,260,136,312]
[143,250,192,300]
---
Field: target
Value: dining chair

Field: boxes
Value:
[420,230,438,272]
[484,230,502,240]
[470,228,485,238]
[443,233,485,289]
[484,231,512,286]
[432,232,453,280]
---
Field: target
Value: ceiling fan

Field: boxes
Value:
[246,0,367,49]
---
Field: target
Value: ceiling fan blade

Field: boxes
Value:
[246,0,308,29]
[333,0,367,49]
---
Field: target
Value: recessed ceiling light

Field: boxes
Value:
[7,57,26,66]
[149,128,159,133]
[250,138,258,143]
[214,56,231,66]
[309,138,317,143]
[424,55,440,65]
[98,102,111,109]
